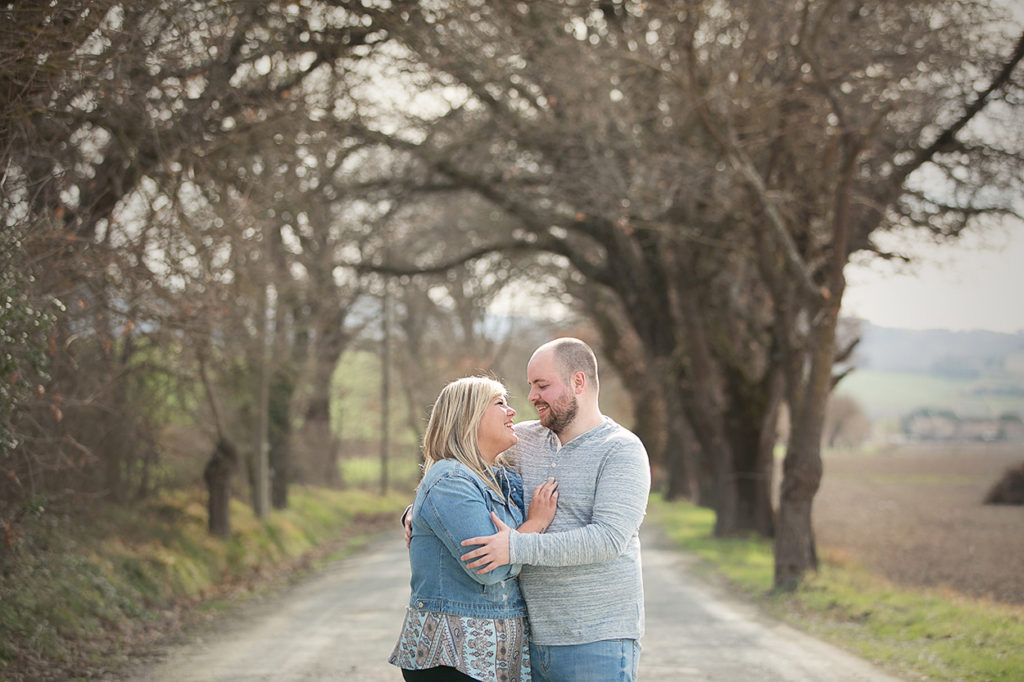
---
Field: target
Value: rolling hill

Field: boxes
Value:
[837,323,1024,420]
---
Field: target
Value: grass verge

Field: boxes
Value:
[0,485,410,681]
[648,495,1024,682]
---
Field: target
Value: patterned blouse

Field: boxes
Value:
[389,606,531,682]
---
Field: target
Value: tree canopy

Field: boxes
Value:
[2,0,1021,589]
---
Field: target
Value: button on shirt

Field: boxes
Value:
[504,418,651,645]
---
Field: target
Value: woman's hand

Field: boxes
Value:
[518,478,558,534]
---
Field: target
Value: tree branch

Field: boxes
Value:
[680,13,823,304]
[896,30,1024,185]
[351,241,542,277]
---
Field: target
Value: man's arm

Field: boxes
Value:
[407,477,556,552]
[462,442,650,571]
[418,475,523,585]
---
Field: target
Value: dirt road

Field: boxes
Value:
[120,528,904,682]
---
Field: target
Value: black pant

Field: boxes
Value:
[402,666,478,681]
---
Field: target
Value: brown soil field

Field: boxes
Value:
[811,442,1024,605]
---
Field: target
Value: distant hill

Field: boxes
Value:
[853,324,1024,378]
[839,323,1024,420]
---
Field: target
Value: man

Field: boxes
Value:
[460,337,651,682]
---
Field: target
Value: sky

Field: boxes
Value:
[842,0,1024,335]
[842,223,1024,334]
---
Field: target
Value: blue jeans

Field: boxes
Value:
[530,639,641,682]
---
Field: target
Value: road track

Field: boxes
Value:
[120,527,904,681]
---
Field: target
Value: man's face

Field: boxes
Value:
[527,350,578,434]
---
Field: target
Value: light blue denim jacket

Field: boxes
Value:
[407,458,527,618]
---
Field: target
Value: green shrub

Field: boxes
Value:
[0,486,408,679]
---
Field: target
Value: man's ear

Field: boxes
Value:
[573,370,586,394]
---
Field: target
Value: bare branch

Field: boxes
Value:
[897,30,1024,184]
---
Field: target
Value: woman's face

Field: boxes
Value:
[477,394,517,462]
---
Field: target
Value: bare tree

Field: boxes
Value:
[0,0,391,530]
[353,0,783,537]
[346,0,1024,589]
[823,396,871,449]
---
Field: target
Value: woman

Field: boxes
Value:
[389,376,558,682]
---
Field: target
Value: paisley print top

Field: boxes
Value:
[389,607,531,682]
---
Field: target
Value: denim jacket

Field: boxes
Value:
[407,458,528,618]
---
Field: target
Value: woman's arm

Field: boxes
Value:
[417,474,523,585]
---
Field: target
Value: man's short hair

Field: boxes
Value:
[550,337,599,390]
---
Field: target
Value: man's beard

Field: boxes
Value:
[540,393,578,434]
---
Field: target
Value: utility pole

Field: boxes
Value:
[379,279,391,496]
[253,235,271,520]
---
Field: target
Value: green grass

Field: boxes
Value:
[838,369,1024,420]
[648,495,1024,682]
[340,454,422,489]
[331,350,422,448]
[0,486,410,679]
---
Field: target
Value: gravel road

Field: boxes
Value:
[120,527,905,681]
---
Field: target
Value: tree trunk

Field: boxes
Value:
[723,367,783,537]
[773,427,821,590]
[774,311,836,589]
[775,134,859,588]
[268,369,293,509]
[299,394,342,487]
[649,372,701,503]
[585,296,678,496]
[291,308,349,487]
[675,298,739,536]
[664,412,699,502]
[204,437,238,538]
[727,421,776,537]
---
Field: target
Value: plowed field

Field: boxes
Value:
[812,443,1024,604]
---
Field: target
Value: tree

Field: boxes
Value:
[823,395,871,449]
[706,3,1024,589]
[0,0,392,529]
[355,0,787,538]
[346,0,1024,589]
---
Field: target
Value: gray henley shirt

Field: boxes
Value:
[505,417,651,645]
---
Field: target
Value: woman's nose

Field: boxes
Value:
[507,405,517,417]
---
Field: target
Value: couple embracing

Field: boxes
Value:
[389,338,651,682]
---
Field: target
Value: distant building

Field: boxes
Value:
[957,419,1002,441]
[901,409,1024,442]
[902,410,958,440]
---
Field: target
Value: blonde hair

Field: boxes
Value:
[421,376,509,499]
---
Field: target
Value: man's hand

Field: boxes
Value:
[402,505,413,548]
[460,512,512,574]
